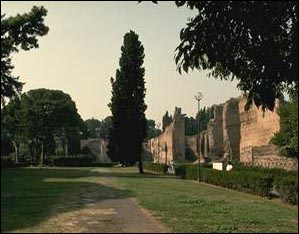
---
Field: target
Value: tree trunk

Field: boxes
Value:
[138,160,144,174]
[40,141,44,166]
[12,141,20,164]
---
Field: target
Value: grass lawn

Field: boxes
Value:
[1,167,298,233]
[1,167,131,233]
[112,167,298,233]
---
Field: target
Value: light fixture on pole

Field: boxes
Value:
[194,92,203,182]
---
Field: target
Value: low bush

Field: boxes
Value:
[52,155,94,167]
[174,163,189,177]
[274,176,298,204]
[1,158,14,168]
[144,163,168,173]
[179,163,298,204]
[175,164,274,197]
[1,158,28,168]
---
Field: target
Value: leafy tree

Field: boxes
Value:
[85,118,102,138]
[99,116,113,140]
[108,30,147,173]
[185,107,213,136]
[162,111,173,131]
[84,116,113,140]
[1,6,49,105]
[184,116,197,136]
[2,89,83,164]
[196,107,213,133]
[146,119,162,140]
[271,96,298,158]
[1,97,23,162]
[141,1,298,111]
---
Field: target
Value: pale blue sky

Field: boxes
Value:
[1,1,241,125]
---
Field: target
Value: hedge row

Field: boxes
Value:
[143,163,168,173]
[274,176,298,204]
[174,164,298,204]
[52,157,93,166]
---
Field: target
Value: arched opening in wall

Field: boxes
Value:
[165,142,168,164]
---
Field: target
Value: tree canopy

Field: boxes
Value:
[108,30,147,173]
[84,116,113,140]
[146,119,162,140]
[271,95,298,158]
[1,6,49,105]
[141,1,298,111]
[1,89,84,163]
[162,111,173,131]
[185,107,213,136]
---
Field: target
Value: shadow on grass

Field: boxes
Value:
[44,166,179,180]
[1,168,133,233]
[88,167,179,180]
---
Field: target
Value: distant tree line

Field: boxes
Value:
[185,107,213,136]
[84,117,113,140]
[161,107,213,136]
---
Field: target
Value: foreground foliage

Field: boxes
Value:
[1,6,49,104]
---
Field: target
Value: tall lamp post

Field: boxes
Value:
[195,92,203,182]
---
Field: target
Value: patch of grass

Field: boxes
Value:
[1,167,298,233]
[113,167,298,233]
[1,167,131,233]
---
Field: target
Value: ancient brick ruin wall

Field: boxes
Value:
[207,105,224,159]
[238,98,280,164]
[149,125,173,164]
[185,136,197,159]
[249,145,298,171]
[185,96,297,170]
[147,107,185,164]
[222,98,241,161]
[173,108,186,162]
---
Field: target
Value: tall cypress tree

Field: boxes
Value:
[108,30,147,173]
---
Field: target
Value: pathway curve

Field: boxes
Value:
[46,167,171,233]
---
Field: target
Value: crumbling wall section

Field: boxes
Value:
[147,107,185,165]
[222,98,241,161]
[239,97,280,164]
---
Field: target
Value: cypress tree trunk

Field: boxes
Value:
[138,160,144,174]
[40,140,44,166]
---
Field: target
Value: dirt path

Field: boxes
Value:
[47,167,171,233]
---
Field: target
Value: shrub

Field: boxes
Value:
[174,163,189,178]
[174,163,297,204]
[186,164,200,180]
[274,176,298,204]
[174,163,211,178]
[52,155,94,167]
[201,168,273,197]
[144,163,168,173]
[175,164,274,197]
[1,158,14,168]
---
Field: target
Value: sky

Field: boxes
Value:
[1,1,241,125]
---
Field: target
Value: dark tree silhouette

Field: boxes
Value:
[108,31,147,173]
